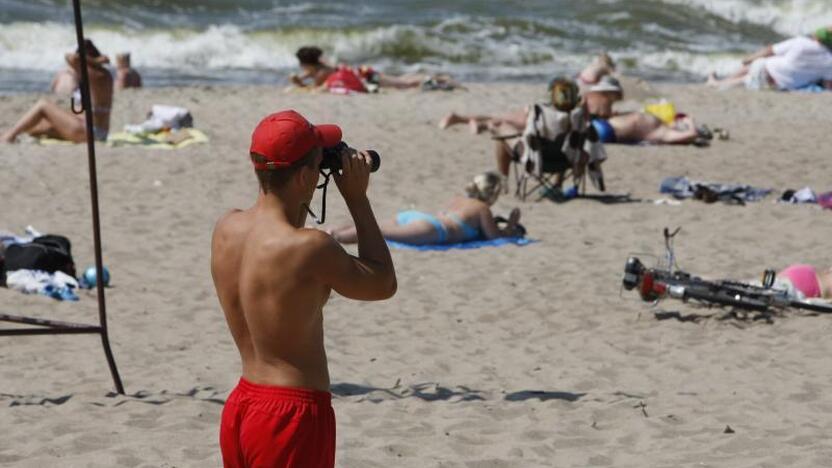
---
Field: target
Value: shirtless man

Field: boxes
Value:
[211,110,396,467]
[115,53,142,90]
[1,40,113,143]
[582,76,704,145]
[596,112,701,145]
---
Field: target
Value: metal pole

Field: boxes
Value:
[71,0,125,395]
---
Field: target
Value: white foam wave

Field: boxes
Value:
[0,20,748,82]
[661,0,832,36]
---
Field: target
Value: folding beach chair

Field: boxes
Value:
[510,103,607,201]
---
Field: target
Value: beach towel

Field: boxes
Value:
[387,237,533,251]
[106,129,208,149]
[795,83,828,93]
[660,176,772,203]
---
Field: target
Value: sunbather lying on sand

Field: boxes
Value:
[290,45,460,92]
[591,113,708,145]
[706,26,832,91]
[584,76,713,145]
[2,40,112,144]
[330,172,522,245]
[439,54,617,134]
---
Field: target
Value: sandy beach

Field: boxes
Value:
[1,83,832,467]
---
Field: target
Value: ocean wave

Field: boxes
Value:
[0,19,771,83]
[659,0,832,36]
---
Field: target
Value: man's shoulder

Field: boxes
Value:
[254,228,342,274]
[212,209,247,243]
[267,228,337,257]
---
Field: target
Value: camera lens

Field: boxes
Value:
[321,143,380,173]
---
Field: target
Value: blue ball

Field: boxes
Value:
[83,266,110,287]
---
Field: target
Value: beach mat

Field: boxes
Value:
[107,129,209,149]
[36,129,209,148]
[387,237,534,251]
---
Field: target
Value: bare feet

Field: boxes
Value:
[0,131,16,143]
[469,119,487,135]
[438,112,466,129]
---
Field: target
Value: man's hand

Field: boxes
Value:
[333,150,372,203]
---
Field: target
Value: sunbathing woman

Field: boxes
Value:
[290,46,460,92]
[330,172,522,245]
[2,40,113,144]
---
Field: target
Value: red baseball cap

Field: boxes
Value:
[250,110,342,170]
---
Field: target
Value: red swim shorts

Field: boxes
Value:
[220,378,335,468]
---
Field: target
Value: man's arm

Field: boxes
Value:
[313,151,396,300]
[742,45,774,65]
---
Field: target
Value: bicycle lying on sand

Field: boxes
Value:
[621,228,832,320]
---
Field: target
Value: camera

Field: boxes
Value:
[320,142,380,173]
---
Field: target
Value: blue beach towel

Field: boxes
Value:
[387,237,534,251]
[795,83,827,93]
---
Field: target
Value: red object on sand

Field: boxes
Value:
[324,66,368,94]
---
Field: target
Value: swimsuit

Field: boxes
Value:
[396,210,448,243]
[445,213,480,241]
[591,118,617,143]
[71,89,110,141]
[396,210,481,244]
[778,264,822,298]
[220,378,335,468]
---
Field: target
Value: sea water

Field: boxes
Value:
[0,0,830,93]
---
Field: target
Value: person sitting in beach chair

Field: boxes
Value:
[492,77,607,200]
[706,26,832,91]
[114,53,142,90]
[2,40,112,144]
[330,171,523,245]
[290,45,460,93]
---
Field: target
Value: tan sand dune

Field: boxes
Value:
[0,84,831,467]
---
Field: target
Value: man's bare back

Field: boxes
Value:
[211,206,333,391]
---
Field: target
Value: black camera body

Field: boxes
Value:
[321,142,380,172]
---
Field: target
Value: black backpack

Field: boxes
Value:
[2,235,76,283]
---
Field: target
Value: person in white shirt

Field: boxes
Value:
[707,26,832,91]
